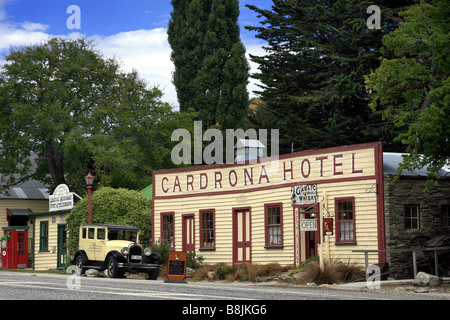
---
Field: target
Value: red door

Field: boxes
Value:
[16,231,28,268]
[233,208,251,264]
[182,215,195,252]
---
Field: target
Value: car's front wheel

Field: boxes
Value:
[147,267,160,280]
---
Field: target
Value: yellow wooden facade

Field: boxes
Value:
[31,210,69,270]
[0,199,49,254]
[152,142,386,267]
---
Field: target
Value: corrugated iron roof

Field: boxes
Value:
[0,174,50,200]
[383,153,450,177]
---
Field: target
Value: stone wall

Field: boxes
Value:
[384,176,450,279]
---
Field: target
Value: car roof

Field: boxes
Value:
[80,224,140,231]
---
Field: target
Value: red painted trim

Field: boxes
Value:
[232,206,252,264]
[182,213,195,252]
[199,209,216,250]
[154,175,377,200]
[153,142,383,175]
[160,211,175,249]
[264,202,283,247]
[375,143,386,263]
[292,203,321,264]
[334,197,356,244]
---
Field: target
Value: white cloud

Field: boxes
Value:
[95,28,266,107]
[0,7,265,109]
[20,21,49,32]
[93,28,177,107]
[0,21,49,51]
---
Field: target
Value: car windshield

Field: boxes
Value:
[108,229,138,242]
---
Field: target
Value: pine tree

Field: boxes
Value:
[168,0,249,129]
[245,0,415,154]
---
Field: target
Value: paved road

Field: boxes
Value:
[1,271,447,319]
[0,271,446,301]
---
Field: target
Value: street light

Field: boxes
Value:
[84,172,94,224]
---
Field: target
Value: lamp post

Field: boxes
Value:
[84,172,95,224]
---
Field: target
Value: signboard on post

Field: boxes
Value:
[300,219,317,232]
[165,251,187,283]
[323,218,333,236]
[49,184,74,211]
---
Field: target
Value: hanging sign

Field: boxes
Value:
[323,218,333,236]
[165,251,187,283]
[292,184,318,205]
[300,219,317,231]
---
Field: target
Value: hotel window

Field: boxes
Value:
[335,198,356,243]
[161,212,174,249]
[39,221,49,252]
[265,203,283,247]
[199,210,215,249]
[405,204,420,230]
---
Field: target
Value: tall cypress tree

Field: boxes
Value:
[168,0,249,129]
[245,0,415,154]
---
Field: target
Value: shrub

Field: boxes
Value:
[335,260,365,282]
[295,261,339,285]
[66,187,152,256]
[294,259,365,285]
[151,242,171,266]
[187,252,204,269]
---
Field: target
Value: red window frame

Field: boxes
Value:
[264,203,283,247]
[160,212,175,249]
[199,209,215,250]
[335,197,356,244]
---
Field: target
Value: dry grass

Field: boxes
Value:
[191,263,291,282]
[295,261,339,285]
[295,260,365,285]
[335,260,365,283]
[189,260,364,285]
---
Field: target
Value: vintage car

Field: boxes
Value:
[72,224,160,279]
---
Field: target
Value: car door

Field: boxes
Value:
[94,228,106,261]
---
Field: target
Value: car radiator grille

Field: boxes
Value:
[129,245,143,263]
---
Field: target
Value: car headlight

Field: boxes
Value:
[144,248,152,256]
[121,247,129,255]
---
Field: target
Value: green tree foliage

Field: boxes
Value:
[366,0,449,179]
[66,187,152,256]
[0,37,195,194]
[168,0,249,129]
[245,0,415,154]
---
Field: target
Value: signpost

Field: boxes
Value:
[165,251,187,283]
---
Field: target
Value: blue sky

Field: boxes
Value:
[0,0,272,108]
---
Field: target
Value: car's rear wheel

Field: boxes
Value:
[107,256,119,278]
[75,255,85,276]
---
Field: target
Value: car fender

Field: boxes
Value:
[144,252,161,264]
[104,250,127,266]
[73,250,88,264]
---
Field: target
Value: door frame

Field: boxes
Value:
[293,203,321,265]
[182,214,195,252]
[232,207,252,264]
[57,224,67,269]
